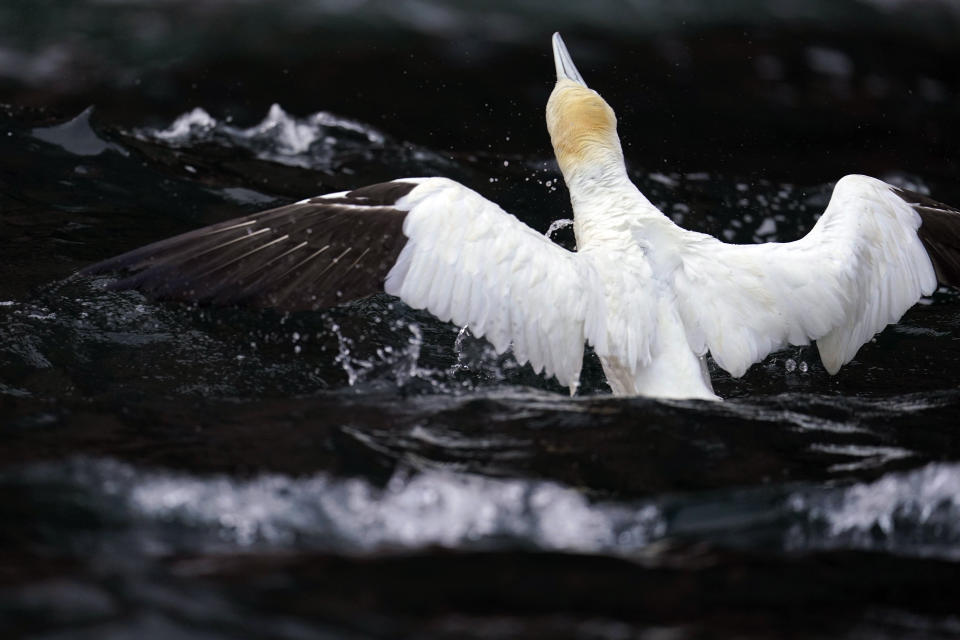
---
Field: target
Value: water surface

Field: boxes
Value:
[3,2,960,638]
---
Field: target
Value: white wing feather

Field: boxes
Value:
[674,174,937,376]
[384,178,600,391]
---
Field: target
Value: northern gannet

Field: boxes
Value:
[83,33,960,400]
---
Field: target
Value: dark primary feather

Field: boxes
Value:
[894,187,960,287]
[82,181,417,311]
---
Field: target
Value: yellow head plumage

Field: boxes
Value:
[546,34,624,180]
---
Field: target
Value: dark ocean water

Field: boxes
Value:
[3,1,960,638]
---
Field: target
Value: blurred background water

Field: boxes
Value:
[2,1,960,638]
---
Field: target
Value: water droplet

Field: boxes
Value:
[785,358,797,373]
[545,218,574,240]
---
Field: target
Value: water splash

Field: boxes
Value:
[330,317,436,390]
[329,319,368,386]
[451,324,523,386]
[784,358,809,373]
[452,324,473,373]
[545,218,573,240]
[396,322,424,386]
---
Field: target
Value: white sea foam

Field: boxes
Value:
[10,457,664,555]
[145,103,388,169]
[7,457,960,559]
[155,107,217,141]
[787,462,960,558]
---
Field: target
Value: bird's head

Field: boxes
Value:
[546,33,624,182]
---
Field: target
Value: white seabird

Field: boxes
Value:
[83,33,960,400]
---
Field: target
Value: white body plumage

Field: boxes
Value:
[380,171,937,400]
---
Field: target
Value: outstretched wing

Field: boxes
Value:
[83,181,416,311]
[82,177,597,390]
[673,174,950,377]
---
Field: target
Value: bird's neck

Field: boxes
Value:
[563,160,672,250]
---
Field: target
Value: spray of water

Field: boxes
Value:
[545,218,574,240]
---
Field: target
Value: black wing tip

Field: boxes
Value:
[892,186,960,215]
[310,180,418,207]
[892,186,960,288]
[77,184,416,312]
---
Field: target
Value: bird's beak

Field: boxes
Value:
[552,32,587,87]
